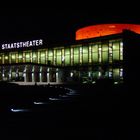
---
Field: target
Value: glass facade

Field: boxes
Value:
[0,38,123,83]
[0,39,123,66]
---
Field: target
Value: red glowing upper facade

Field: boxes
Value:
[76,24,140,40]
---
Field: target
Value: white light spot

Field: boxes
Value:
[33,102,48,105]
[114,81,118,85]
[49,98,60,101]
[11,108,29,112]
[92,81,96,84]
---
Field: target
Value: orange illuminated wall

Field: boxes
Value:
[76,24,140,40]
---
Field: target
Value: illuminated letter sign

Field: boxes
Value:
[1,39,43,50]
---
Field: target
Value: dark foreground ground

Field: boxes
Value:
[0,81,140,139]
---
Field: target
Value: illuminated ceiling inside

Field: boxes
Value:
[76,24,140,40]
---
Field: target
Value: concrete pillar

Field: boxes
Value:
[32,73,35,82]
[39,72,42,82]
[24,66,27,82]
[56,72,58,83]
[47,73,50,82]
[9,68,12,81]
[47,68,50,83]
[24,73,27,82]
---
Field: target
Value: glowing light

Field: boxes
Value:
[33,102,48,105]
[11,108,29,112]
[98,72,101,77]
[76,24,140,40]
[120,69,123,77]
[62,56,65,61]
[88,72,91,77]
[59,95,69,98]
[70,72,73,77]
[114,81,118,84]
[120,42,123,47]
[109,71,112,77]
[5,56,8,59]
[50,98,59,100]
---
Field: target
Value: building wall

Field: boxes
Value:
[0,38,123,83]
[0,39,123,66]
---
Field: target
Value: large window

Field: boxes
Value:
[32,51,38,63]
[40,50,46,64]
[18,52,23,63]
[48,49,53,65]
[92,44,98,63]
[83,46,89,64]
[112,42,120,61]
[113,68,120,80]
[102,43,108,63]
[74,47,79,65]
[4,54,9,64]
[65,48,70,66]
[11,53,16,63]
[25,52,31,63]
[56,49,61,65]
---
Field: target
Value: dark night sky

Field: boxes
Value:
[0,7,140,44]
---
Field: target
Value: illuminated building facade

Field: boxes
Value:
[0,24,140,84]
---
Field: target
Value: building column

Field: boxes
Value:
[2,68,5,81]
[39,72,42,82]
[9,67,12,81]
[32,66,35,82]
[24,73,27,82]
[24,66,27,82]
[39,67,42,82]
[47,73,50,83]
[32,73,35,82]
[47,68,50,83]
[56,72,58,83]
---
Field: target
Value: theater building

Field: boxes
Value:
[0,24,140,84]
